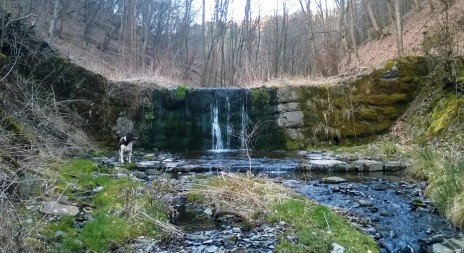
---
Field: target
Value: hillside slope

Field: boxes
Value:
[4,1,464,86]
[346,2,464,72]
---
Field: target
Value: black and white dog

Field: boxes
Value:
[118,133,138,163]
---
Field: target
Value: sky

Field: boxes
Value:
[193,0,336,22]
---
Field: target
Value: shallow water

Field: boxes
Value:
[98,150,461,252]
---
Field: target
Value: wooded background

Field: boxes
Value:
[4,0,456,87]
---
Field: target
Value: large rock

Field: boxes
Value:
[432,243,455,253]
[285,128,304,140]
[384,161,408,171]
[321,176,348,184]
[331,242,345,253]
[306,160,350,172]
[277,103,300,113]
[277,111,304,128]
[277,87,300,103]
[40,201,79,216]
[352,160,384,172]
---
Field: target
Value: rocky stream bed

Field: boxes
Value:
[39,150,463,253]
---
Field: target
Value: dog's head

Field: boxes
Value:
[118,132,138,146]
[126,132,138,142]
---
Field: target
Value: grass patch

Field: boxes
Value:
[187,173,379,252]
[43,159,168,252]
[188,173,292,222]
[408,149,464,228]
[270,199,379,253]
[407,148,442,180]
[426,160,464,215]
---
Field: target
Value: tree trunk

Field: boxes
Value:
[142,0,152,69]
[200,0,207,85]
[427,0,434,13]
[338,0,351,64]
[366,0,383,39]
[413,0,422,11]
[386,0,395,26]
[394,0,403,56]
[298,0,319,76]
[48,0,59,38]
[348,0,359,62]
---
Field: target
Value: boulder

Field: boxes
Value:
[352,160,384,172]
[277,111,304,128]
[321,176,348,184]
[308,160,350,172]
[277,103,300,113]
[384,161,408,171]
[432,243,454,253]
[40,201,79,216]
[277,87,300,103]
[331,242,345,253]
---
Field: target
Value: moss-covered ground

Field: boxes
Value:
[37,159,168,252]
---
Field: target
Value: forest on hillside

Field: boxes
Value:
[4,0,461,87]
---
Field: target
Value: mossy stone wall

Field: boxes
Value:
[274,56,428,148]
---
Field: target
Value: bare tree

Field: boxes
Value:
[48,0,59,37]
[298,0,318,75]
[348,0,359,62]
[394,0,403,56]
[366,0,385,39]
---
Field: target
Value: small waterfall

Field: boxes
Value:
[226,95,232,149]
[240,105,249,149]
[211,103,224,150]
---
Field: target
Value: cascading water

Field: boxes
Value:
[226,95,232,149]
[211,103,224,151]
[240,105,249,149]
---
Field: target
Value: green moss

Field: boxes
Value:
[354,93,408,106]
[144,111,156,122]
[0,53,6,67]
[285,139,305,150]
[250,87,270,107]
[427,93,464,135]
[357,108,378,120]
[186,192,201,202]
[270,199,379,253]
[175,85,189,100]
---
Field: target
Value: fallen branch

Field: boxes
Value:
[5,14,37,28]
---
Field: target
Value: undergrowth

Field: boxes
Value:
[407,149,464,228]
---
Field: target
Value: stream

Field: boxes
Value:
[96,150,462,253]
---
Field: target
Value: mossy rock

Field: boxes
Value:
[356,108,379,121]
[427,93,464,136]
[353,93,409,106]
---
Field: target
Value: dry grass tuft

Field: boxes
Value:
[447,191,464,228]
[188,172,293,222]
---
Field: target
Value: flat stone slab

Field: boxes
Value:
[307,160,350,172]
[352,159,384,172]
[167,164,224,173]
[321,176,348,184]
[136,161,161,168]
[40,201,79,216]
[384,161,407,171]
